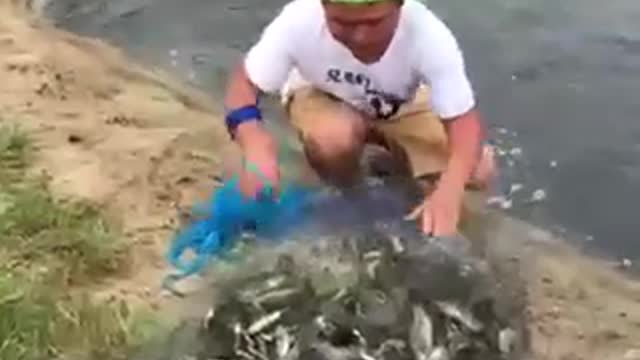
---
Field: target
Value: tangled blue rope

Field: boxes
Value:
[162,164,317,295]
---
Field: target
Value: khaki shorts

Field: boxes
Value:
[284,85,450,179]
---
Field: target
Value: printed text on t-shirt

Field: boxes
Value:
[326,68,406,120]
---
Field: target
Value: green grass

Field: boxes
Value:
[0,125,164,360]
[0,124,31,182]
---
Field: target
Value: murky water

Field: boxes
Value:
[44,0,640,260]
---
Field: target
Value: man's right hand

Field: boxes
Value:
[235,121,280,199]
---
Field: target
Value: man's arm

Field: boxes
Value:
[440,108,485,191]
[223,2,294,143]
[416,11,484,190]
[410,7,488,235]
[223,63,271,152]
[222,3,296,194]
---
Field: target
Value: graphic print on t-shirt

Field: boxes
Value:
[326,67,406,120]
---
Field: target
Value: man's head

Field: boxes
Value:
[322,0,403,63]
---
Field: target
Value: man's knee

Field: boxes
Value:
[299,106,366,163]
[287,89,368,185]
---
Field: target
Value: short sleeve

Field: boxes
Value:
[414,11,476,119]
[244,5,297,93]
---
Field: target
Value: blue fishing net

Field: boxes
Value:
[163,170,318,293]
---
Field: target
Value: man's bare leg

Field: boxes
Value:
[298,104,368,188]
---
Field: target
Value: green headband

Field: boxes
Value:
[327,0,387,3]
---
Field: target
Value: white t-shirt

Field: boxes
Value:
[244,0,475,120]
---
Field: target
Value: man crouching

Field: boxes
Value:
[222,0,496,236]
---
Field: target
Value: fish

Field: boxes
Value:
[144,180,527,360]
[248,310,284,334]
[389,235,405,254]
[365,258,381,279]
[233,322,243,353]
[374,338,406,356]
[253,288,300,306]
[363,250,383,261]
[358,349,377,360]
[410,305,434,359]
[203,307,215,330]
[435,301,484,333]
[275,325,295,359]
[236,274,289,301]
[499,327,517,354]
[444,319,472,355]
[427,346,450,360]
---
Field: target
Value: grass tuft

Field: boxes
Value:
[0,124,31,178]
[0,124,165,360]
[0,184,129,286]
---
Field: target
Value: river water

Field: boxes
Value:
[43,0,640,260]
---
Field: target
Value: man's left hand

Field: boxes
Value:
[404,109,486,236]
[405,181,465,236]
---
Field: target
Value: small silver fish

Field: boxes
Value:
[331,288,348,302]
[358,350,377,360]
[410,305,434,360]
[375,339,406,357]
[233,322,243,352]
[238,275,289,300]
[363,250,383,261]
[275,326,294,359]
[498,327,516,354]
[242,331,257,352]
[264,275,288,289]
[445,319,468,353]
[365,258,381,279]
[427,346,450,360]
[253,288,299,305]
[314,315,329,330]
[435,301,484,332]
[245,336,268,360]
[447,330,471,354]
[315,342,360,360]
[256,335,268,358]
[508,183,524,195]
[389,235,405,254]
[352,328,366,346]
[248,310,283,334]
[258,332,273,342]
[203,307,215,329]
[235,348,255,360]
[529,189,547,202]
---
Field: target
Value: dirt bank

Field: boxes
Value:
[1,2,638,359]
[0,0,235,310]
[480,208,640,359]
